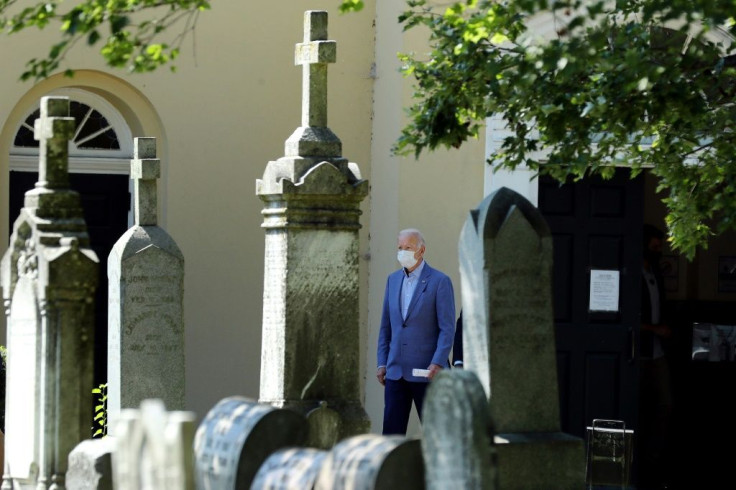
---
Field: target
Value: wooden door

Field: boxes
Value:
[538,170,643,438]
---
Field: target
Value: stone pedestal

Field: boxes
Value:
[255,10,369,441]
[1,96,98,490]
[494,433,584,490]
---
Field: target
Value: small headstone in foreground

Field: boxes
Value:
[193,396,307,490]
[251,448,328,490]
[422,369,496,490]
[111,399,196,490]
[66,438,116,490]
[314,434,424,490]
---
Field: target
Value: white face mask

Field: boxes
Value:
[397,250,419,269]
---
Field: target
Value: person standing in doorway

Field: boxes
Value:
[638,223,673,490]
[376,228,455,435]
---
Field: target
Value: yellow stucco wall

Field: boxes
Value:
[0,0,485,431]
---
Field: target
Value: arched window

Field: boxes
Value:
[9,88,133,174]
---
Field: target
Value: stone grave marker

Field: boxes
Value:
[66,438,115,490]
[458,187,584,489]
[1,96,98,490]
[255,10,369,441]
[251,448,328,490]
[193,396,308,490]
[107,137,185,427]
[422,369,496,490]
[314,434,424,490]
[111,399,196,490]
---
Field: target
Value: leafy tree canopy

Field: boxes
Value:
[0,0,210,80]
[3,0,734,257]
[343,0,736,258]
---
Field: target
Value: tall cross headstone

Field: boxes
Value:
[458,187,584,489]
[1,96,99,490]
[107,137,185,428]
[255,10,370,442]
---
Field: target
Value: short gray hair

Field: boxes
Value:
[398,228,425,247]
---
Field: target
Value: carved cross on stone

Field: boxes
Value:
[296,10,336,128]
[33,96,75,189]
[131,137,160,226]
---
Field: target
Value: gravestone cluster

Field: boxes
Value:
[2,9,587,490]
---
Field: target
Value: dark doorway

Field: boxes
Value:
[9,170,130,389]
[538,170,644,439]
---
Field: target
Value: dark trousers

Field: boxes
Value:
[382,378,429,435]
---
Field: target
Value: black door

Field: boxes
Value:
[538,169,643,438]
[9,171,130,388]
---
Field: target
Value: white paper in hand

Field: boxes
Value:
[412,368,430,378]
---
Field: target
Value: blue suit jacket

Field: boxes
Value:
[377,262,455,383]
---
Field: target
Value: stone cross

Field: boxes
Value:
[131,137,160,226]
[296,10,336,128]
[33,96,75,189]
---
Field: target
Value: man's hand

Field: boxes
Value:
[377,366,387,386]
[427,363,442,380]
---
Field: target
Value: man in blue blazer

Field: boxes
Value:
[376,228,455,435]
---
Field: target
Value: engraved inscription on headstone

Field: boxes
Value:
[315,434,424,490]
[193,397,307,490]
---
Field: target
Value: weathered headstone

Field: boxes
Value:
[1,96,99,490]
[422,370,496,490]
[66,438,115,490]
[111,399,196,490]
[458,187,584,489]
[193,396,308,490]
[314,434,424,490]
[107,137,185,427]
[251,448,328,490]
[255,10,369,442]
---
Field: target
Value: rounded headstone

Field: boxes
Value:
[315,434,424,490]
[193,397,307,490]
[251,447,328,490]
